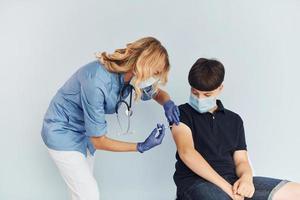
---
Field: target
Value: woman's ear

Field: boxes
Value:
[131,68,136,76]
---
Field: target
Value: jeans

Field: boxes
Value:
[177,176,290,200]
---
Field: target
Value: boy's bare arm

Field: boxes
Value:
[172,122,236,198]
[233,150,253,181]
[233,150,255,198]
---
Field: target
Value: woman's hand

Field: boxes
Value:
[233,176,255,198]
[137,124,165,153]
[152,88,180,125]
[163,100,180,125]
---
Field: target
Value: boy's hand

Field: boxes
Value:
[223,183,244,200]
[227,190,244,200]
[233,194,244,200]
[233,176,255,198]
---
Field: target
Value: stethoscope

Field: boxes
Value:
[114,75,159,134]
[115,83,172,133]
[115,84,134,134]
[115,83,133,116]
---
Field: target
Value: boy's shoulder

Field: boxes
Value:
[223,107,243,122]
[218,101,244,125]
[178,103,191,110]
[178,103,194,115]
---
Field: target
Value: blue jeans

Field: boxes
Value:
[177,176,290,200]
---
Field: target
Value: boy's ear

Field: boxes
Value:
[218,84,224,93]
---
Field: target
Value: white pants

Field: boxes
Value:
[48,148,100,200]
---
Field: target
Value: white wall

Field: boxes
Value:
[0,0,299,199]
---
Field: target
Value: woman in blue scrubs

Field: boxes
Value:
[41,37,180,199]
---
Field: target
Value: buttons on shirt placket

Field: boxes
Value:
[211,113,219,151]
[211,113,221,154]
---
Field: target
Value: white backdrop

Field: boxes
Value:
[0,0,299,199]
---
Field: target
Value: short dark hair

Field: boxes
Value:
[188,58,225,91]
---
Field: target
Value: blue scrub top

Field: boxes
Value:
[41,60,131,156]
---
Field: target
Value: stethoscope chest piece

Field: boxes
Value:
[125,109,133,117]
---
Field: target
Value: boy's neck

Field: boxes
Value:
[208,105,218,114]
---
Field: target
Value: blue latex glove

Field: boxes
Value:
[163,100,180,125]
[137,124,165,153]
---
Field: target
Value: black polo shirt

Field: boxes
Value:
[173,100,247,195]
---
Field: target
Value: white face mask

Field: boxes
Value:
[129,76,158,88]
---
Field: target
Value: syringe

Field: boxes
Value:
[157,125,173,130]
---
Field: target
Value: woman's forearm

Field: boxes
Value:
[91,135,137,152]
[180,149,233,195]
[153,88,170,105]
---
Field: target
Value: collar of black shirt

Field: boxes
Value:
[214,100,226,114]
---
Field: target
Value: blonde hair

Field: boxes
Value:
[96,37,170,101]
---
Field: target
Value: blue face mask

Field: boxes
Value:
[130,76,159,101]
[140,85,158,101]
[188,93,217,113]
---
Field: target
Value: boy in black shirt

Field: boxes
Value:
[172,58,300,200]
